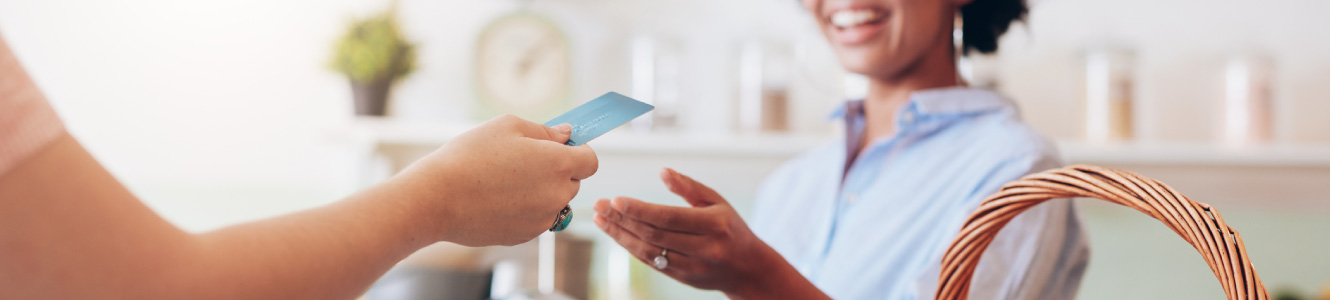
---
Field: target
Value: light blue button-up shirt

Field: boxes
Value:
[751,87,1090,300]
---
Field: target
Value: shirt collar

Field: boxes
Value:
[827,86,1012,120]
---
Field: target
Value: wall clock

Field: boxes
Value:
[474,11,572,120]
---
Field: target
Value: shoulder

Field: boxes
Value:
[980,110,1057,160]
[903,91,1064,196]
[935,99,1062,173]
[909,88,1060,167]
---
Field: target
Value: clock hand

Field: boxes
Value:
[517,57,534,78]
[516,36,555,78]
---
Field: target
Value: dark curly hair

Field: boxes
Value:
[959,0,1027,55]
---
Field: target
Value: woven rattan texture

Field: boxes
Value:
[934,165,1268,300]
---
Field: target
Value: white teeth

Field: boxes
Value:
[830,9,882,28]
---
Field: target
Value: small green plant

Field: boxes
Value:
[328,11,416,83]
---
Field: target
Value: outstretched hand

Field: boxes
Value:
[594,168,821,299]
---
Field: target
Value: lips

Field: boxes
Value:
[825,7,888,46]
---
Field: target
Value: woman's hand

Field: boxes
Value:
[390,114,598,246]
[593,168,829,299]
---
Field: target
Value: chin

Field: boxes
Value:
[835,50,898,79]
[834,49,875,75]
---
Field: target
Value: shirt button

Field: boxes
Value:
[901,111,915,124]
[847,193,859,204]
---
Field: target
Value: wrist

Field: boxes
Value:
[723,244,826,300]
[374,176,456,248]
[722,244,785,299]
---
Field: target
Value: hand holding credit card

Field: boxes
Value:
[542,92,652,232]
[545,92,655,146]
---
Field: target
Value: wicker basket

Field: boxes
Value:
[934,165,1269,300]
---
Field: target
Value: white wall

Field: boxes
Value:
[0,0,397,230]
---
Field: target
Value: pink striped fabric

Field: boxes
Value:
[0,35,64,176]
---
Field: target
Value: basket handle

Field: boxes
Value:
[934,165,1268,300]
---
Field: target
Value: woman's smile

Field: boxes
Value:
[824,5,889,46]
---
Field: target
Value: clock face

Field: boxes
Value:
[475,13,571,117]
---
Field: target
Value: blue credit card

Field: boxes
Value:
[544,92,654,146]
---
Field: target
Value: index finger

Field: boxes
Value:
[609,196,719,234]
[534,141,598,181]
[565,144,598,180]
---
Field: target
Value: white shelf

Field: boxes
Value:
[331,118,833,158]
[1057,140,1330,167]
[332,118,1330,167]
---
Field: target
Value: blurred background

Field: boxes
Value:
[2,0,1329,299]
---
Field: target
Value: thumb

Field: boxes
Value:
[486,115,571,143]
[546,123,573,143]
[660,168,725,207]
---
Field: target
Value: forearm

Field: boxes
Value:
[0,134,439,299]
[186,179,437,299]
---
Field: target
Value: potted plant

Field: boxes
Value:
[328,11,416,116]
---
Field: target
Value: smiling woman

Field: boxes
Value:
[592,0,1087,299]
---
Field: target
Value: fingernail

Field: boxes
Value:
[661,168,682,183]
[552,123,572,133]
